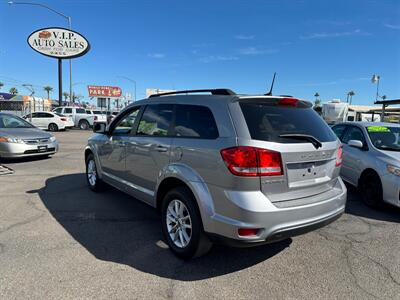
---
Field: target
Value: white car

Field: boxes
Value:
[23,111,72,131]
[53,107,95,130]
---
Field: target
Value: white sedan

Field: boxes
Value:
[23,111,74,131]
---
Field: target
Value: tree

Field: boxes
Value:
[0,82,4,90]
[314,92,321,107]
[62,92,70,102]
[9,87,18,95]
[347,91,355,104]
[381,95,387,100]
[43,86,53,99]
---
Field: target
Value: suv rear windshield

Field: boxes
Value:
[239,101,336,143]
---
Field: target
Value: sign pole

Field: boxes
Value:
[58,58,62,107]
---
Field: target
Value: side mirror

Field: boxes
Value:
[348,140,363,149]
[93,122,107,134]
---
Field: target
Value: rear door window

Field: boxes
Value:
[64,108,72,114]
[173,105,219,139]
[136,104,173,136]
[239,101,336,143]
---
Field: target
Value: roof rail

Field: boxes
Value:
[148,88,236,98]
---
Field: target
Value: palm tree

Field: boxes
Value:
[347,91,355,104]
[0,82,4,90]
[314,92,321,107]
[62,92,70,102]
[43,86,53,99]
[9,87,18,95]
[381,95,387,101]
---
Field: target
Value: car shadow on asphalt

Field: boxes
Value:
[344,184,400,223]
[30,173,291,281]
[0,155,52,164]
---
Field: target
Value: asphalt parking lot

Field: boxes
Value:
[0,130,399,300]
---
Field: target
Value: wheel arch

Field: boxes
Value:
[358,168,381,187]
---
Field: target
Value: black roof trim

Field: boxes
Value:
[148,89,236,98]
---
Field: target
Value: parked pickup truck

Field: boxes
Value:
[86,109,107,124]
[52,107,95,130]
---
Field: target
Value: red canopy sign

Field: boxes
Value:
[88,85,122,98]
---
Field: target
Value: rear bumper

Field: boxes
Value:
[202,177,347,245]
[208,209,343,247]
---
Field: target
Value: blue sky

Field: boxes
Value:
[0,0,399,105]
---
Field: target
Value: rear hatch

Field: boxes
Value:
[237,97,341,204]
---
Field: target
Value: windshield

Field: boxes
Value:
[367,125,400,152]
[0,114,35,129]
[239,101,337,143]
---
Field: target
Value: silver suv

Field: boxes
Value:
[84,89,347,259]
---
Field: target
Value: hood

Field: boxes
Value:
[0,128,53,139]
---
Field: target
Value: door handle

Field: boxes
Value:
[155,145,168,152]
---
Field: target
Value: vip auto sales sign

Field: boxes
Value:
[27,27,90,59]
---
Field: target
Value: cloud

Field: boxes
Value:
[300,29,370,40]
[234,34,255,40]
[384,23,400,30]
[148,53,165,59]
[199,55,239,63]
[238,47,278,55]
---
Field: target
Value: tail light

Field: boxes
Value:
[220,146,283,177]
[335,146,343,167]
[278,98,298,106]
[60,118,67,121]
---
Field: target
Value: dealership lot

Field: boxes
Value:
[0,130,399,299]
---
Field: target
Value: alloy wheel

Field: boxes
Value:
[166,199,192,248]
[87,159,97,186]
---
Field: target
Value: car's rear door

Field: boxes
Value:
[125,104,174,202]
[236,98,341,205]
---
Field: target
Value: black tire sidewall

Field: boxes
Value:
[80,121,89,130]
[49,123,58,131]
[161,187,204,259]
[360,173,383,207]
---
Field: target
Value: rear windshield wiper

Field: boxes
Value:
[279,134,322,149]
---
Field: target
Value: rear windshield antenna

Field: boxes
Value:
[265,72,276,96]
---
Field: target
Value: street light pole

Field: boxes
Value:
[8,1,73,105]
[117,76,137,102]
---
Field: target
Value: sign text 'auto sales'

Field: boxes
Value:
[27,27,90,59]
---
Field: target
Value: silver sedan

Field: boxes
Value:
[0,113,59,158]
[332,122,400,208]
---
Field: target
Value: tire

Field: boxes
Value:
[161,186,212,259]
[359,172,383,208]
[85,153,106,192]
[48,123,58,132]
[79,120,90,130]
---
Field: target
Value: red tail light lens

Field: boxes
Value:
[238,228,259,237]
[60,118,67,121]
[335,146,343,167]
[221,146,283,177]
[278,98,298,106]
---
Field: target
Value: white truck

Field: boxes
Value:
[322,100,380,125]
[85,109,107,124]
[52,107,95,130]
